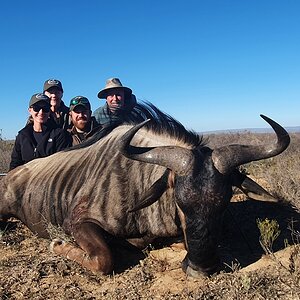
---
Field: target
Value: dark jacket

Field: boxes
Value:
[9,119,72,170]
[49,100,70,130]
[93,94,137,126]
[68,116,101,145]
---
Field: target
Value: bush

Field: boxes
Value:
[0,140,14,173]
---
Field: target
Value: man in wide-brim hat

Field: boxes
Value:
[93,78,137,126]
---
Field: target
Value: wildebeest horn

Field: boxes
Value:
[212,115,290,174]
[118,120,195,176]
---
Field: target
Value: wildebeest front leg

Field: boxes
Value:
[50,222,113,274]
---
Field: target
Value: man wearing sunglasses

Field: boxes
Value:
[68,96,101,145]
[43,79,70,130]
[9,93,72,170]
[93,78,137,126]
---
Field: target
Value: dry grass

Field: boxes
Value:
[0,140,13,173]
[1,132,300,299]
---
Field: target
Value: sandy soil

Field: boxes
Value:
[1,192,300,299]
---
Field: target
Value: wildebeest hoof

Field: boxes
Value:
[50,238,65,252]
[185,265,207,279]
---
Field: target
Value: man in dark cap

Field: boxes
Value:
[68,96,101,145]
[43,79,70,129]
[93,78,137,126]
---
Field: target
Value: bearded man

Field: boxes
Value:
[68,96,101,145]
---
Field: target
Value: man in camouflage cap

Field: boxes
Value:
[68,96,101,145]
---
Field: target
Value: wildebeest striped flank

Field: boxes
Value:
[0,103,290,277]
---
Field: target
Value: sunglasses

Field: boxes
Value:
[70,97,89,106]
[31,104,50,113]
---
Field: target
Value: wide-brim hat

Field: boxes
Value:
[43,79,63,92]
[97,78,132,99]
[29,93,50,107]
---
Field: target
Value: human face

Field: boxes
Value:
[28,101,50,125]
[106,88,125,112]
[69,105,91,131]
[44,87,63,108]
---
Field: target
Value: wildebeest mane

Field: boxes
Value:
[67,101,205,151]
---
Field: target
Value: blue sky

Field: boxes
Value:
[1,0,299,139]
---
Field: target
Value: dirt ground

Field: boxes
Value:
[1,190,300,299]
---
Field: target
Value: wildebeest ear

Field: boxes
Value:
[128,170,170,212]
[231,169,278,202]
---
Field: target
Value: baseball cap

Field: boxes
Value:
[43,79,63,92]
[29,93,50,107]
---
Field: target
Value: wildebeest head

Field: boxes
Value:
[118,115,290,277]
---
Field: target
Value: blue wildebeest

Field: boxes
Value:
[0,103,290,277]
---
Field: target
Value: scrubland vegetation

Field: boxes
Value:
[206,131,300,210]
[0,139,13,173]
[0,132,299,299]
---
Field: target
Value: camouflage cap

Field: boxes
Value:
[69,96,91,111]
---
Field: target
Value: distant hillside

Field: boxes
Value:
[202,126,300,134]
